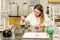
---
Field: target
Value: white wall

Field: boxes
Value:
[0,0,1,11]
[41,0,48,14]
[1,0,5,11]
[0,0,2,30]
[49,3,60,16]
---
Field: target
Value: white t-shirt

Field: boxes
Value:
[25,12,53,26]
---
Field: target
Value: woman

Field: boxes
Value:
[25,4,53,31]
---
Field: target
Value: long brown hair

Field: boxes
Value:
[34,4,45,24]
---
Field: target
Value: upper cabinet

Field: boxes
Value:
[48,0,60,2]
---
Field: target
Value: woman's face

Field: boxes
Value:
[34,9,41,17]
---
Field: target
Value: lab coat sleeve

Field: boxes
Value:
[25,15,30,22]
[44,14,54,27]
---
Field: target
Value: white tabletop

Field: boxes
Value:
[23,32,49,38]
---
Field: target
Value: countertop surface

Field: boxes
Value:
[0,32,22,40]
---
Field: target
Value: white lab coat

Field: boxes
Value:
[25,12,53,26]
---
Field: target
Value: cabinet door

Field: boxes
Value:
[9,17,20,25]
[10,4,17,16]
[49,0,60,2]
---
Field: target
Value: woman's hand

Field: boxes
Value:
[35,23,45,32]
[35,23,45,27]
[40,23,45,26]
